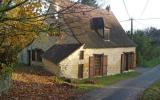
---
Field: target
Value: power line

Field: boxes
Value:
[122,0,130,18]
[134,20,150,28]
[140,0,150,17]
[135,18,160,21]
[120,19,130,22]
[120,18,160,22]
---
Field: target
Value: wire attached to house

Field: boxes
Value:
[140,0,150,17]
[122,0,130,18]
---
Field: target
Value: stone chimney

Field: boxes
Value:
[106,5,111,12]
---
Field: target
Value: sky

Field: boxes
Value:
[99,0,160,31]
[73,0,160,31]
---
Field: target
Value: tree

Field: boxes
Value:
[0,0,54,77]
[80,0,98,7]
[131,28,160,67]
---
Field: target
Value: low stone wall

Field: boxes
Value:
[0,75,11,94]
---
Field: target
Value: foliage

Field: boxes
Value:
[142,57,160,68]
[0,63,13,79]
[80,0,98,7]
[140,80,160,100]
[0,64,78,99]
[0,0,58,77]
[130,27,160,67]
[72,72,138,92]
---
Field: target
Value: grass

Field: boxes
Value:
[140,80,160,100]
[72,72,139,92]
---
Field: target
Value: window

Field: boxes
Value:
[90,17,104,30]
[104,28,110,41]
[32,49,44,62]
[79,51,84,60]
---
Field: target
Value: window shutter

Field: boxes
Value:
[121,54,126,73]
[32,50,35,61]
[103,55,108,75]
[133,53,136,68]
[79,51,84,60]
[78,64,84,79]
[37,49,44,62]
[89,56,94,78]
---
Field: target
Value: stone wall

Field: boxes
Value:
[83,47,136,78]
[0,75,11,94]
[42,46,136,79]
[42,58,60,76]
[59,45,84,79]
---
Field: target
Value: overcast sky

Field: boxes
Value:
[73,0,160,31]
[104,0,160,31]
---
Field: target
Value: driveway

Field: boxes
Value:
[80,65,160,100]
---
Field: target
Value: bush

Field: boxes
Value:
[0,63,13,79]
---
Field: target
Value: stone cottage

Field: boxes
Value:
[18,0,136,79]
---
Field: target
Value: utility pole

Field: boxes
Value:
[131,18,133,39]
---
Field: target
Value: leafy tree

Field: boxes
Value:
[80,0,98,7]
[0,0,55,77]
[131,28,160,67]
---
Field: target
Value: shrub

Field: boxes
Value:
[0,63,13,79]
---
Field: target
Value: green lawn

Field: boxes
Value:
[72,72,139,92]
[140,80,160,100]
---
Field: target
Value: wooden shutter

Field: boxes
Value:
[121,54,126,73]
[103,55,108,76]
[133,53,136,68]
[128,53,132,69]
[79,51,84,60]
[27,50,31,66]
[89,56,94,78]
[129,53,136,69]
[37,49,44,62]
[78,64,83,78]
[32,50,35,61]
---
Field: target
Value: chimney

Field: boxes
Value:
[106,5,111,12]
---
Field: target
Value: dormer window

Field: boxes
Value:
[90,17,110,41]
[104,28,110,41]
[90,17,104,30]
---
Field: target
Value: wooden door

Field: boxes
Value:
[27,50,31,66]
[78,64,83,78]
[89,56,94,78]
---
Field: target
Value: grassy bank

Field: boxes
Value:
[140,80,160,100]
[73,72,139,92]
